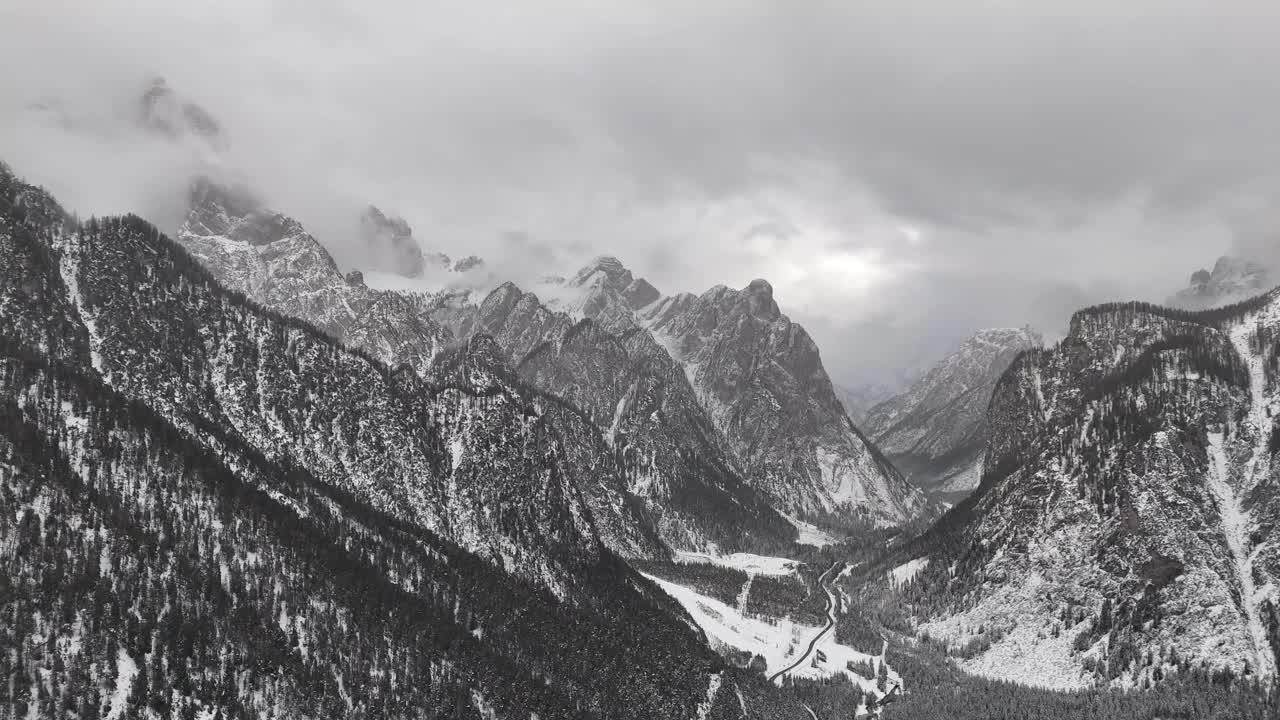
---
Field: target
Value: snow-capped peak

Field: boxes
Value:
[569,255,631,286]
[538,256,662,329]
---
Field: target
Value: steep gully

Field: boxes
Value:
[1211,318,1278,678]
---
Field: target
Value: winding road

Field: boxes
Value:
[768,561,843,685]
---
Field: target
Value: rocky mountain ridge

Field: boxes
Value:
[0,159,797,718]
[175,181,805,553]
[536,257,930,528]
[893,294,1280,689]
[433,280,800,552]
[101,77,930,534]
[176,154,928,536]
[637,278,928,526]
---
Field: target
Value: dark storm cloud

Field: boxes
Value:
[2,0,1278,385]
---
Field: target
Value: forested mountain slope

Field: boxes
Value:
[0,160,800,719]
[140,72,923,536]
[175,179,798,553]
[892,296,1280,689]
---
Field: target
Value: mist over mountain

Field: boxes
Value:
[7,1,1280,386]
[6,3,1280,719]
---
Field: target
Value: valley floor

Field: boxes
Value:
[640,544,902,717]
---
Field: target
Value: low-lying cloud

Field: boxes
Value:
[3,0,1278,386]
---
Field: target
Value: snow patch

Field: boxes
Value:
[449,437,465,471]
[693,672,722,720]
[918,572,1088,691]
[605,382,637,448]
[646,326,699,389]
[57,243,105,373]
[470,689,498,720]
[887,557,929,588]
[736,574,755,613]
[785,513,839,547]
[642,571,809,675]
[674,551,802,578]
[958,620,1087,691]
[106,648,137,720]
[60,401,89,433]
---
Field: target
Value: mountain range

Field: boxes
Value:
[2,158,829,719]
[0,77,935,717]
[6,76,1280,719]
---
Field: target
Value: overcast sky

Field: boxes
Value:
[3,0,1279,386]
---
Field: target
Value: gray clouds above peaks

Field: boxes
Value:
[2,0,1279,384]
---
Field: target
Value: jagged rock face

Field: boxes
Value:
[535,257,929,527]
[3,168,672,585]
[544,255,658,332]
[0,162,764,720]
[640,278,928,526]
[177,179,449,374]
[137,76,223,149]
[358,204,429,277]
[175,183,785,558]
[865,327,1042,500]
[1170,256,1274,310]
[435,282,799,552]
[623,277,660,309]
[906,297,1280,688]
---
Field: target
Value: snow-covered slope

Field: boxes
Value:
[864,327,1042,500]
[535,255,659,331]
[902,294,1280,687]
[643,571,900,696]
